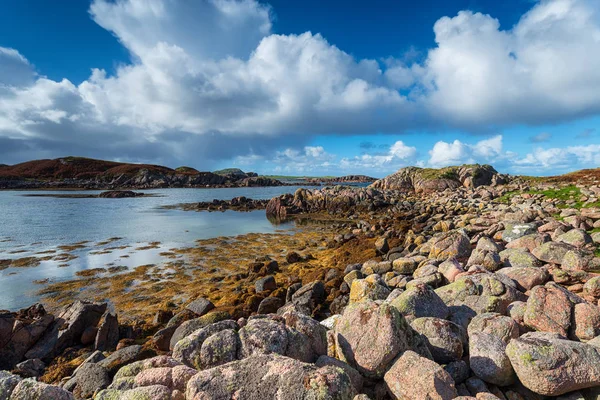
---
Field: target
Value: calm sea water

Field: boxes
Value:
[0,186,308,310]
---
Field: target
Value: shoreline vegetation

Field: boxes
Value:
[4,163,600,398]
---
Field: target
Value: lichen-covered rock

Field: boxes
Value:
[469,332,515,386]
[238,318,288,358]
[573,302,600,341]
[169,311,231,350]
[467,313,519,344]
[335,300,412,379]
[282,311,328,358]
[392,257,418,274]
[199,328,239,369]
[584,276,600,297]
[410,317,465,363]
[497,267,549,291]
[384,350,458,400]
[505,233,549,252]
[120,385,172,400]
[524,283,575,336]
[72,362,111,399]
[349,275,391,304]
[532,241,576,264]
[391,283,449,322]
[0,371,21,399]
[557,229,593,248]
[428,230,472,261]
[10,379,75,400]
[506,332,600,396]
[467,249,502,272]
[173,320,238,369]
[185,354,356,400]
[98,345,156,376]
[499,248,541,269]
[502,223,537,243]
[316,355,364,393]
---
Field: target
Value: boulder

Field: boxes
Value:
[10,379,75,400]
[0,314,54,369]
[185,354,356,400]
[169,311,231,350]
[497,267,549,291]
[0,371,21,399]
[173,320,238,369]
[291,281,326,316]
[499,248,541,269]
[428,230,472,261]
[524,283,575,336]
[573,302,600,341]
[502,223,537,243]
[98,345,156,377]
[557,229,593,248]
[25,301,106,361]
[506,332,600,396]
[469,332,515,386]
[335,300,413,378]
[467,313,519,344]
[532,241,576,264]
[384,350,458,400]
[255,275,277,292]
[185,298,215,317]
[410,317,465,363]
[349,275,391,303]
[95,312,119,352]
[71,363,111,399]
[391,283,449,322]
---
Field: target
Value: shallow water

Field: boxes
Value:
[0,186,308,310]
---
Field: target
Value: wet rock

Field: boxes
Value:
[506,332,600,396]
[469,332,515,386]
[185,354,356,400]
[410,317,465,363]
[185,297,215,317]
[335,300,413,379]
[384,350,458,400]
[391,282,449,322]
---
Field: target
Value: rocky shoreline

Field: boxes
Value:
[4,164,600,399]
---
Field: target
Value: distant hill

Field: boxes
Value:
[0,157,282,190]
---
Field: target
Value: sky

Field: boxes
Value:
[0,0,600,177]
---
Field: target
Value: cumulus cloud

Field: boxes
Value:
[516,144,600,171]
[1,0,600,170]
[428,135,508,167]
[340,141,418,174]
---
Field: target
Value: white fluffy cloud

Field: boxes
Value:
[339,141,418,174]
[1,0,600,169]
[516,144,600,170]
[428,135,507,167]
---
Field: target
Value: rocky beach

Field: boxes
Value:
[3,164,600,399]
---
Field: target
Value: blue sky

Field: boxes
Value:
[0,0,599,177]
